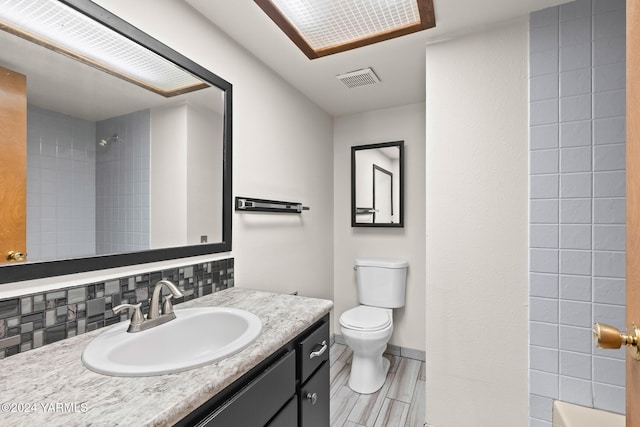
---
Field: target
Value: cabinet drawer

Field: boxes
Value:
[299,320,329,383]
[198,350,296,427]
[299,361,329,427]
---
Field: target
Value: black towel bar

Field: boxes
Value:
[235,197,310,214]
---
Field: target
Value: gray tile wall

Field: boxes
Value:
[26,105,97,261]
[529,1,626,425]
[26,106,151,261]
[96,110,150,255]
[0,258,233,359]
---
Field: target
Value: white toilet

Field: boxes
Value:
[339,258,408,394]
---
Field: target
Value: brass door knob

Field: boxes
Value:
[6,251,25,262]
[593,322,640,360]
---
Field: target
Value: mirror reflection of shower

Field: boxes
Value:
[98,134,120,147]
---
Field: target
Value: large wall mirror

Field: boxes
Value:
[351,141,404,227]
[0,0,232,284]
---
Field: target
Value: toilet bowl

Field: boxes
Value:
[340,305,393,394]
[340,258,408,394]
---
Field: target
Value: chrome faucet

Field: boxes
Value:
[113,279,184,333]
[148,279,184,319]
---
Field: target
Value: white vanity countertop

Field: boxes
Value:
[0,288,333,426]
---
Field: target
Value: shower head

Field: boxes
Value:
[99,134,120,147]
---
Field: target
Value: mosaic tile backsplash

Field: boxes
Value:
[0,258,233,359]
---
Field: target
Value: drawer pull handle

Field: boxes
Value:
[309,340,327,359]
[306,392,318,405]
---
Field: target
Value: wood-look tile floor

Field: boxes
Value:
[329,343,425,427]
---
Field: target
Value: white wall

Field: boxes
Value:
[187,103,222,245]
[424,19,529,426]
[150,104,188,248]
[334,103,426,351]
[151,102,222,248]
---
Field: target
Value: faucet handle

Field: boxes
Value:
[113,303,144,326]
[162,295,175,315]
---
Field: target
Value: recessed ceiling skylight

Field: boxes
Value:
[0,0,208,97]
[254,0,435,59]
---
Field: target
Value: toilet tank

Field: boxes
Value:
[355,258,408,308]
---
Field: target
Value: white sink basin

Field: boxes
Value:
[82,307,262,376]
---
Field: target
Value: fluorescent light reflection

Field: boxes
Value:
[0,0,207,96]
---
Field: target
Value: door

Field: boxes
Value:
[373,164,393,223]
[596,2,640,424]
[628,0,640,424]
[0,65,27,265]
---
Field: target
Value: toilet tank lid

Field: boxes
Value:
[355,258,409,269]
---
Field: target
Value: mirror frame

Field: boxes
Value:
[0,0,232,284]
[351,141,404,228]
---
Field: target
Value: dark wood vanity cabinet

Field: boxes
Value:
[299,362,330,427]
[176,314,330,427]
[297,319,330,427]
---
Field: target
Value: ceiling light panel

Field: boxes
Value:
[0,0,207,96]
[255,0,435,58]
[271,0,420,50]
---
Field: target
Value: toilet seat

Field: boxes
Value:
[339,306,392,332]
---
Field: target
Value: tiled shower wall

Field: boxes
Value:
[529,0,626,425]
[96,110,151,255]
[26,106,151,260]
[0,258,233,359]
[26,105,97,262]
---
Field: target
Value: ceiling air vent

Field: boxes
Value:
[336,68,380,89]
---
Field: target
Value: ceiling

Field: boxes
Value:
[186,0,572,117]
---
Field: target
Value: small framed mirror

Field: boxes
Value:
[351,141,404,227]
